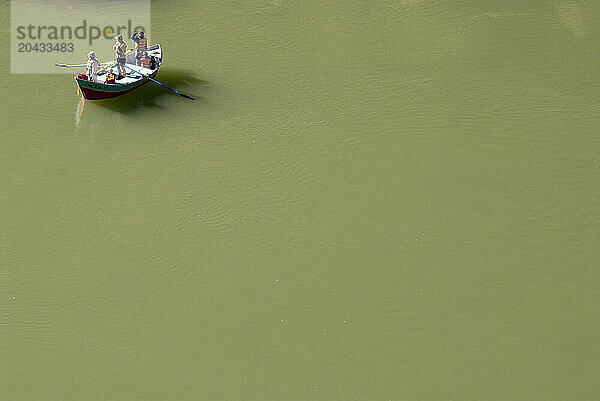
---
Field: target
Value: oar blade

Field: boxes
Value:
[179,93,196,101]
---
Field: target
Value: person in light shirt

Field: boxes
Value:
[113,34,127,79]
[86,51,99,83]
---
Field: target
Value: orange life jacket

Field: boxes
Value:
[141,57,152,69]
[136,37,148,49]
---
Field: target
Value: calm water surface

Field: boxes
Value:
[2,1,600,400]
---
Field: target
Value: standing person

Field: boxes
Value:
[113,34,127,79]
[130,30,148,66]
[86,51,99,82]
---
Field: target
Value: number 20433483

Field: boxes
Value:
[18,42,74,52]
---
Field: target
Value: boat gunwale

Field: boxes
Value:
[74,69,158,91]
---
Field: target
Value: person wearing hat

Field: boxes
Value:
[130,30,148,66]
[113,34,127,79]
[86,51,99,82]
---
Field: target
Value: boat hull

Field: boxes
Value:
[75,69,158,100]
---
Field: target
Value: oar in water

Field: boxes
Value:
[123,64,196,101]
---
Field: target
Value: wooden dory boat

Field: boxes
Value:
[75,44,163,100]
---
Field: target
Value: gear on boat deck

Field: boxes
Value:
[97,44,162,84]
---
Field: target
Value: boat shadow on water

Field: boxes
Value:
[88,68,207,114]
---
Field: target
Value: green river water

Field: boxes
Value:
[2,1,600,400]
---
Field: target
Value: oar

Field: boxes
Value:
[123,64,196,101]
[97,62,115,74]
[57,49,134,70]
[56,62,111,68]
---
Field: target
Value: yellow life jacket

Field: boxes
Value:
[136,37,148,49]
